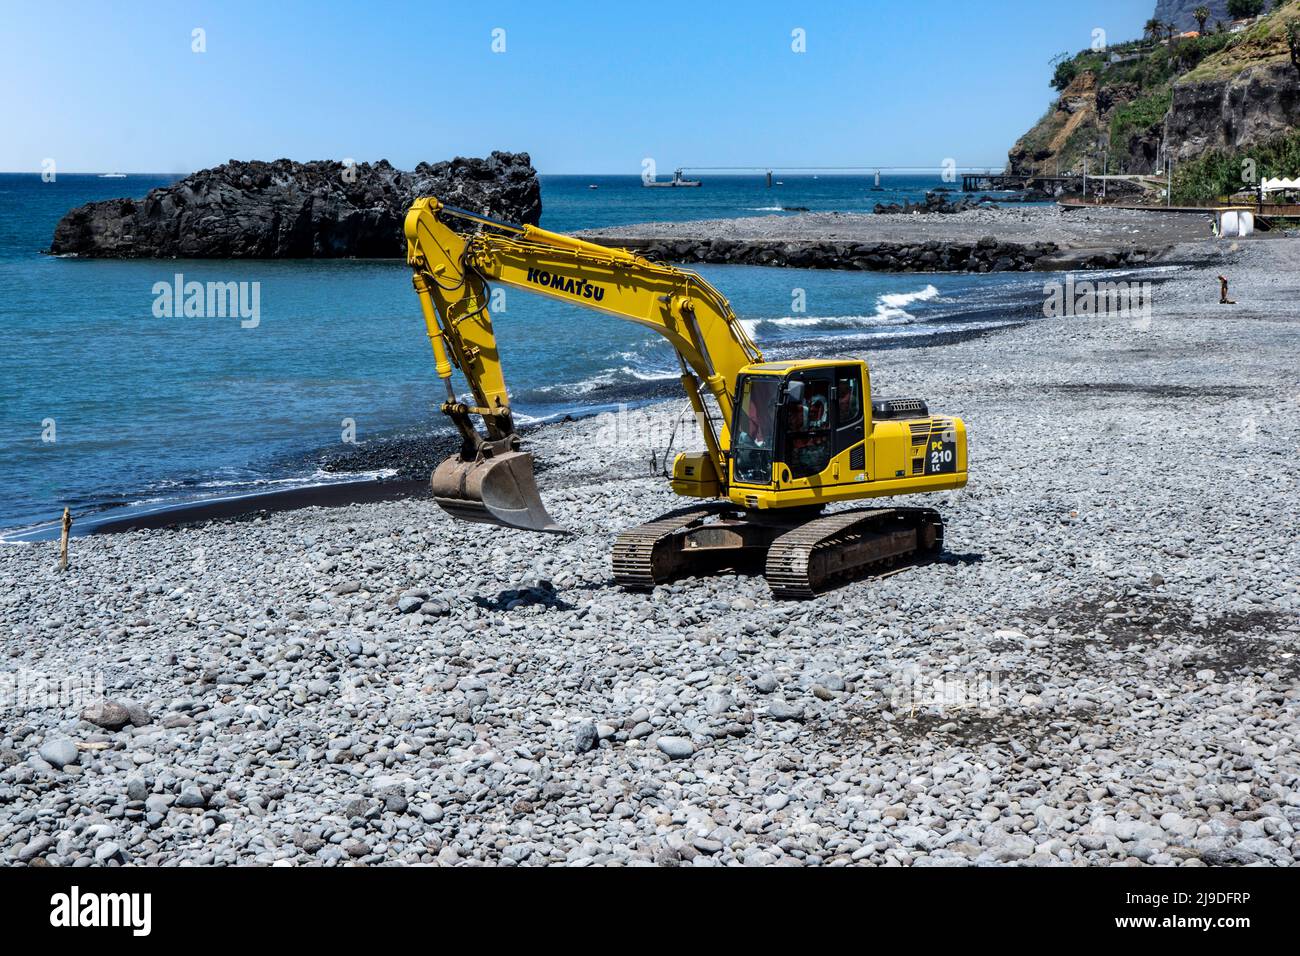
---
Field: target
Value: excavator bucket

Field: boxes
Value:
[430,450,565,534]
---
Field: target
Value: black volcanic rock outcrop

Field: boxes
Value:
[49,152,541,258]
[874,191,999,215]
[1165,60,1300,163]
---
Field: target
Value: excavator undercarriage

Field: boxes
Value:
[612,504,943,599]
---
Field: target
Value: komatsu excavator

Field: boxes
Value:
[405,198,968,598]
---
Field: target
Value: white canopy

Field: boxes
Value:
[1261,177,1300,192]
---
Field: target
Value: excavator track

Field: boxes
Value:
[612,504,731,591]
[763,507,943,600]
[614,504,944,598]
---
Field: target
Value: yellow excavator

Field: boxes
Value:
[405,198,967,598]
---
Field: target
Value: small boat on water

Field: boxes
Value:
[588,184,599,189]
[98,172,127,179]
[644,168,702,188]
[870,170,884,191]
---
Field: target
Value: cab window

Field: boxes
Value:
[732,375,780,485]
[835,373,862,424]
[784,378,833,479]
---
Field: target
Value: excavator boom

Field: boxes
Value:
[405,198,761,533]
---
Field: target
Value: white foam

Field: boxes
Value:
[874,284,941,322]
[618,365,677,382]
[208,469,394,490]
[833,318,1018,342]
[742,284,944,336]
[529,363,676,398]
[878,284,940,310]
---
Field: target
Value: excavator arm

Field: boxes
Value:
[404,197,762,532]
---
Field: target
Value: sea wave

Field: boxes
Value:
[876,284,941,318]
[740,284,943,337]
[529,363,678,398]
[619,365,678,382]
[830,317,1018,343]
[142,467,398,494]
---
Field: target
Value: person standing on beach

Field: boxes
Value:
[1218,275,1236,305]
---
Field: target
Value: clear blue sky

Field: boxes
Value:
[0,0,1150,174]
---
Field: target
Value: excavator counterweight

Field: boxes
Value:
[404,198,968,597]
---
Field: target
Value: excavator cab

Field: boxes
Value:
[726,362,868,495]
[708,358,964,511]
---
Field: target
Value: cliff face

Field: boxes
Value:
[1008,2,1300,188]
[49,152,542,258]
[1154,0,1231,32]
[1008,72,1117,177]
[1007,71,1159,177]
[1168,60,1300,161]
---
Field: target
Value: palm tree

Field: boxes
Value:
[1144,17,1164,40]
[1194,5,1211,33]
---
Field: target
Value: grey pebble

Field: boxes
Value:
[657,736,695,760]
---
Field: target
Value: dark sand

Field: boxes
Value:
[4,480,432,543]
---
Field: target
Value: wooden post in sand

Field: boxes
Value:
[58,507,71,571]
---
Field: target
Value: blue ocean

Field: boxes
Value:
[0,172,1050,536]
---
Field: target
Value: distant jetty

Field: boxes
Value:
[644,169,702,188]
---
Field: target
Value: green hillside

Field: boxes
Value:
[1009,2,1300,201]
